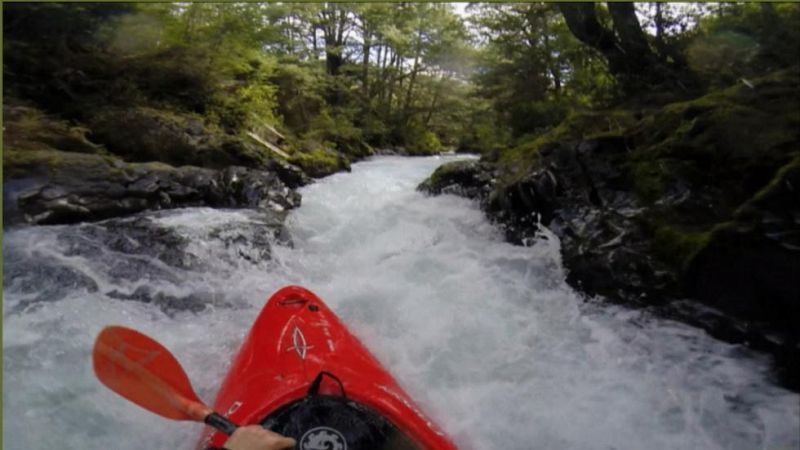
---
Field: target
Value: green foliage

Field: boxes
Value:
[12,0,798,183]
[358,114,391,147]
[691,3,800,87]
[469,3,614,140]
[394,115,444,156]
[626,67,800,213]
[306,107,367,158]
[269,59,327,134]
[406,129,443,156]
[207,52,280,131]
[4,2,482,173]
[3,3,134,49]
[456,97,511,154]
[2,147,120,179]
[687,31,760,86]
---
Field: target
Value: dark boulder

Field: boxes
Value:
[4,207,288,315]
[3,149,301,226]
[687,157,800,334]
[417,159,496,200]
[267,157,312,189]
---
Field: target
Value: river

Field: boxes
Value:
[3,156,799,450]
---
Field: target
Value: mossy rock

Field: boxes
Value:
[498,109,637,185]
[3,147,123,181]
[289,147,350,178]
[3,147,301,226]
[735,154,800,219]
[627,67,799,208]
[3,103,106,155]
[88,106,273,169]
[652,225,711,272]
[418,159,489,196]
[677,154,800,334]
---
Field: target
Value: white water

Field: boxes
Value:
[3,156,799,450]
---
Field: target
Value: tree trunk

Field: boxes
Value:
[320,5,346,76]
[541,24,562,97]
[655,2,664,42]
[403,26,424,117]
[424,77,444,127]
[385,54,400,116]
[558,2,667,92]
[607,2,654,66]
[361,24,371,100]
[558,3,621,68]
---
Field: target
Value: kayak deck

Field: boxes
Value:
[200,286,457,450]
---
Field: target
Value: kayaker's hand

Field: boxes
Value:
[222,425,296,450]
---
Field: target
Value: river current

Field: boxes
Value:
[3,156,799,450]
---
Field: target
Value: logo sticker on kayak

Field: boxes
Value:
[289,326,312,360]
[300,426,347,450]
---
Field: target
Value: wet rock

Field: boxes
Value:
[208,212,290,265]
[28,208,290,314]
[3,149,301,226]
[418,159,496,200]
[65,216,198,271]
[419,68,800,389]
[267,157,312,189]
[2,252,100,312]
[106,287,213,315]
[686,157,800,336]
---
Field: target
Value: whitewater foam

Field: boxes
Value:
[4,156,798,450]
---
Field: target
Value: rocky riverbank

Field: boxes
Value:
[420,67,800,390]
[3,103,309,227]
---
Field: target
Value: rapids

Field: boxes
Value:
[3,156,799,450]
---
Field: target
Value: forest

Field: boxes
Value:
[5,3,796,164]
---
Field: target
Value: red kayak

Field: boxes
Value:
[199,285,458,450]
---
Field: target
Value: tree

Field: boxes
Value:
[470,3,609,136]
[315,3,352,77]
[557,2,691,93]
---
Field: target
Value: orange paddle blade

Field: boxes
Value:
[92,326,211,421]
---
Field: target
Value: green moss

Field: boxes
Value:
[748,155,800,203]
[652,226,711,271]
[633,67,799,162]
[422,160,476,191]
[498,109,637,185]
[625,66,799,211]
[88,106,275,169]
[733,155,800,220]
[630,160,668,202]
[3,147,119,179]
[289,146,347,178]
[3,104,105,155]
